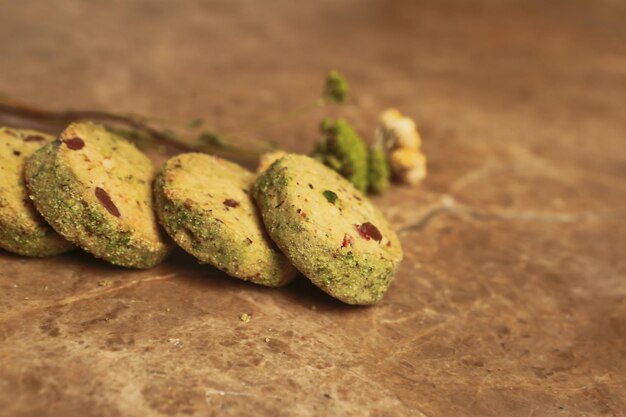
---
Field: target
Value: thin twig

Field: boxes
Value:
[0,97,267,166]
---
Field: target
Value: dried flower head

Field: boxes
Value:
[367,145,390,194]
[313,118,368,192]
[377,108,421,150]
[376,108,427,186]
[322,70,349,103]
[388,147,427,185]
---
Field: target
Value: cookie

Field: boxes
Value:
[253,154,403,304]
[0,127,74,256]
[24,122,171,268]
[154,153,297,286]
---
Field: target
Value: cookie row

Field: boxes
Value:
[0,123,403,304]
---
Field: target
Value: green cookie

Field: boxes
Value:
[0,127,74,256]
[24,122,171,268]
[154,153,297,286]
[254,154,403,305]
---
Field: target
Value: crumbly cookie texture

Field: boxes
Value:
[0,127,74,256]
[253,154,403,305]
[24,122,171,268]
[155,153,297,286]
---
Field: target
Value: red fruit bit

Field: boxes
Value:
[95,187,120,217]
[63,137,85,150]
[223,199,239,208]
[24,135,45,142]
[341,233,354,248]
[355,222,383,243]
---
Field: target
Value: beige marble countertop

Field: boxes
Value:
[0,1,625,416]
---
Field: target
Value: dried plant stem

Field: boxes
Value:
[0,97,264,165]
[0,71,349,167]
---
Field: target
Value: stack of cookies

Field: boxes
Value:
[1,122,403,304]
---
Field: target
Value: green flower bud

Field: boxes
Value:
[322,70,349,103]
[312,118,368,192]
[367,145,390,194]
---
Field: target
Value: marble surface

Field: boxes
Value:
[0,1,625,416]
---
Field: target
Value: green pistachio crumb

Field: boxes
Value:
[239,313,251,323]
[323,190,338,204]
[98,279,112,287]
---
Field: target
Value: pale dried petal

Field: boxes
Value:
[377,108,421,151]
[388,148,427,185]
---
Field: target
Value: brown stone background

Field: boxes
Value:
[0,0,625,416]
